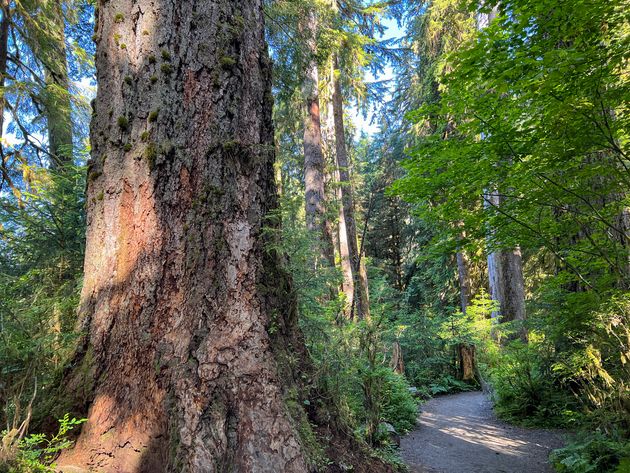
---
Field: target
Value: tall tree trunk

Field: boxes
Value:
[43,0,73,168]
[332,56,369,319]
[301,11,335,268]
[337,183,354,310]
[478,7,526,340]
[326,62,353,313]
[485,191,527,338]
[456,250,470,314]
[57,1,314,471]
[390,199,404,292]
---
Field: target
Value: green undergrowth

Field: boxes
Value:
[551,431,630,473]
[0,414,86,473]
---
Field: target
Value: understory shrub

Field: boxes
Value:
[489,342,580,428]
[428,374,475,396]
[0,414,86,473]
[379,368,418,434]
[550,431,630,473]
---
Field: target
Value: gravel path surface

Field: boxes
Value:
[400,391,565,473]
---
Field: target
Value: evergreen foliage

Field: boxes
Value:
[0,0,628,470]
[0,164,85,425]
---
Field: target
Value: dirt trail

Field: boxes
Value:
[401,391,564,473]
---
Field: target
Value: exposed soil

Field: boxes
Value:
[401,391,565,473]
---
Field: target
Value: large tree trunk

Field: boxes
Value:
[496,247,527,324]
[487,246,526,326]
[56,1,316,471]
[331,56,369,319]
[301,11,335,268]
[485,191,527,339]
[43,0,73,168]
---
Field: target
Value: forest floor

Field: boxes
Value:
[400,391,565,473]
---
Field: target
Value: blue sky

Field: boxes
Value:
[1,15,404,153]
[350,16,405,136]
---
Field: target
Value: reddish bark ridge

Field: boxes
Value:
[55,1,392,472]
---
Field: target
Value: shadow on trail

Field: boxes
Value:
[401,391,564,473]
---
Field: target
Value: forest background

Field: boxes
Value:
[0,0,628,471]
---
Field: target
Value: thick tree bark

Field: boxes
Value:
[301,11,335,268]
[332,56,369,319]
[43,0,73,168]
[56,1,316,471]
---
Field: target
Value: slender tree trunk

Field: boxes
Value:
[337,193,354,309]
[274,142,283,198]
[302,11,334,268]
[323,115,341,272]
[332,56,369,319]
[456,250,470,314]
[44,0,73,168]
[43,0,74,362]
[356,258,370,319]
[323,99,340,268]
[325,62,354,313]
[57,1,314,471]
[390,200,404,292]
